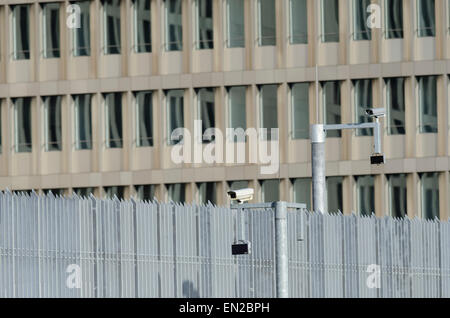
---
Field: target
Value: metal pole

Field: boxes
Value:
[274,201,288,298]
[311,124,326,214]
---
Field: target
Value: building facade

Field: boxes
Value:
[0,0,449,220]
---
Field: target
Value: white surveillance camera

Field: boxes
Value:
[227,188,254,204]
[365,108,386,118]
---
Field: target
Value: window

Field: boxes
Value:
[135,185,155,201]
[43,96,62,152]
[293,178,311,210]
[355,175,375,216]
[13,190,33,195]
[195,0,213,49]
[289,0,307,44]
[167,183,186,203]
[417,0,435,37]
[228,86,246,142]
[43,189,65,196]
[11,4,30,60]
[197,88,215,143]
[74,187,95,197]
[385,77,405,135]
[291,83,309,139]
[229,180,249,190]
[323,81,341,138]
[418,76,437,133]
[198,182,216,204]
[261,179,280,202]
[354,79,373,136]
[104,93,123,148]
[13,97,32,153]
[104,186,125,199]
[73,94,92,150]
[226,0,244,48]
[166,90,184,145]
[260,85,278,140]
[327,176,343,214]
[42,3,60,58]
[102,0,121,54]
[353,0,371,40]
[133,0,151,53]
[72,1,91,56]
[387,174,407,218]
[420,172,439,220]
[384,0,403,39]
[135,91,153,147]
[321,0,339,42]
[257,0,276,46]
[165,0,183,51]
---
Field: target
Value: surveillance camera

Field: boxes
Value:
[227,188,254,204]
[366,108,386,118]
[371,153,385,165]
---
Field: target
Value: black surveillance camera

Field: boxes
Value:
[370,153,385,165]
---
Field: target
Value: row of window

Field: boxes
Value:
[0,76,438,152]
[0,74,442,153]
[12,172,440,220]
[3,0,440,60]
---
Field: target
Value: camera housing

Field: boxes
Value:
[366,108,386,118]
[371,153,385,165]
[227,188,254,204]
[231,240,251,255]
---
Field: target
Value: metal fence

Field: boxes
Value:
[0,191,449,298]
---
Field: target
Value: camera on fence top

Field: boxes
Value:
[227,188,254,204]
[366,108,386,119]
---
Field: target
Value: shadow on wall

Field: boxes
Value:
[182,281,200,298]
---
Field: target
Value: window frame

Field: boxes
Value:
[194,0,214,50]
[197,87,215,143]
[73,94,93,150]
[104,92,123,149]
[384,0,404,39]
[164,0,183,51]
[416,0,436,37]
[256,0,276,46]
[320,0,340,43]
[353,79,373,137]
[13,97,33,153]
[43,96,63,152]
[288,0,308,44]
[41,2,61,59]
[166,89,185,145]
[71,0,91,57]
[417,75,438,134]
[227,86,247,142]
[259,84,278,141]
[225,0,245,48]
[133,0,152,53]
[385,77,406,135]
[290,82,310,140]
[11,4,31,60]
[102,0,121,55]
[135,90,154,148]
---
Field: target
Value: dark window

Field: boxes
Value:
[105,93,123,148]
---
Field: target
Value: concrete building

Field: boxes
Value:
[0,0,449,220]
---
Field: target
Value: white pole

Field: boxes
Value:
[311,125,326,214]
